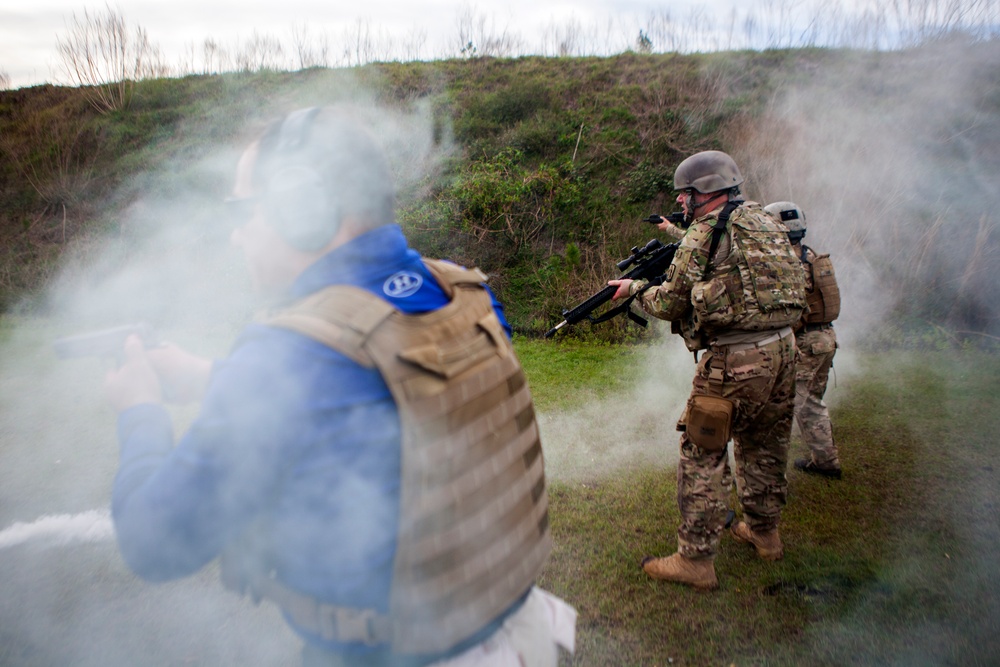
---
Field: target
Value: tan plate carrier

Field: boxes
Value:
[257,260,551,655]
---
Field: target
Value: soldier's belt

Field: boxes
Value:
[800,322,833,333]
[710,327,793,351]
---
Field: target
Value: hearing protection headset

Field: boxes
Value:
[261,107,342,251]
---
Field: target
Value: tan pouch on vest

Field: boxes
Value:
[686,394,733,450]
[691,272,741,330]
[805,253,840,324]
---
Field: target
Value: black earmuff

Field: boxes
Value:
[263,107,341,251]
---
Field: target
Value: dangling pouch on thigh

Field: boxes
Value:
[685,394,734,451]
[809,336,836,355]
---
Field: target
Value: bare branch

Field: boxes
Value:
[54,3,160,113]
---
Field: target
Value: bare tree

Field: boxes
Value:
[540,16,586,56]
[55,3,158,113]
[0,70,10,90]
[290,23,330,69]
[398,27,429,62]
[233,31,285,72]
[201,38,231,74]
[0,107,99,243]
[454,5,523,58]
[643,10,683,53]
[140,41,173,79]
[339,18,393,66]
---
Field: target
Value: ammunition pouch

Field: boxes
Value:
[799,329,837,356]
[673,317,707,352]
[691,271,743,331]
[804,253,840,324]
[684,351,733,451]
[685,394,733,451]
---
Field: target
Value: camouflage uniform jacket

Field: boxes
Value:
[629,201,806,349]
[800,246,817,286]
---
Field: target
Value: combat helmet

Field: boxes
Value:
[764,201,807,242]
[673,150,744,194]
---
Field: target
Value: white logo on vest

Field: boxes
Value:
[383,271,423,298]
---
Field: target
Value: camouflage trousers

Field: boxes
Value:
[793,327,839,468]
[675,331,796,559]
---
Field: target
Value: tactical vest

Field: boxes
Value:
[802,248,840,324]
[677,203,807,350]
[259,259,551,655]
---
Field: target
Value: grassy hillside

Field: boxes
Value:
[2,42,999,342]
[0,52,778,318]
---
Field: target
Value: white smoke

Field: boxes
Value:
[0,83,451,666]
[538,333,693,480]
[727,36,1000,664]
[0,509,113,550]
[738,38,1000,347]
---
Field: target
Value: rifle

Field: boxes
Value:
[53,323,161,361]
[643,212,686,226]
[544,239,679,338]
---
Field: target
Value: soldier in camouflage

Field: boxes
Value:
[609,151,807,589]
[764,202,842,479]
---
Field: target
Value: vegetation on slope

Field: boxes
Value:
[2,42,999,342]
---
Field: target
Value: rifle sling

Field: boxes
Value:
[590,294,652,328]
[704,200,741,280]
[687,200,740,362]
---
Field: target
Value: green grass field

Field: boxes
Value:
[515,339,1000,666]
[1,319,997,666]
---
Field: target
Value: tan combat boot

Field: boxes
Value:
[730,521,783,560]
[641,553,718,590]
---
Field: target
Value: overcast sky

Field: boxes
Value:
[0,0,688,88]
[3,0,997,89]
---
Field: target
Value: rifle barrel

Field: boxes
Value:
[543,321,567,339]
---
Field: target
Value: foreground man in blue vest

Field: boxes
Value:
[104,106,575,666]
[608,151,806,589]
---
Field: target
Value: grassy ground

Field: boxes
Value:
[515,340,1000,666]
[1,320,996,665]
